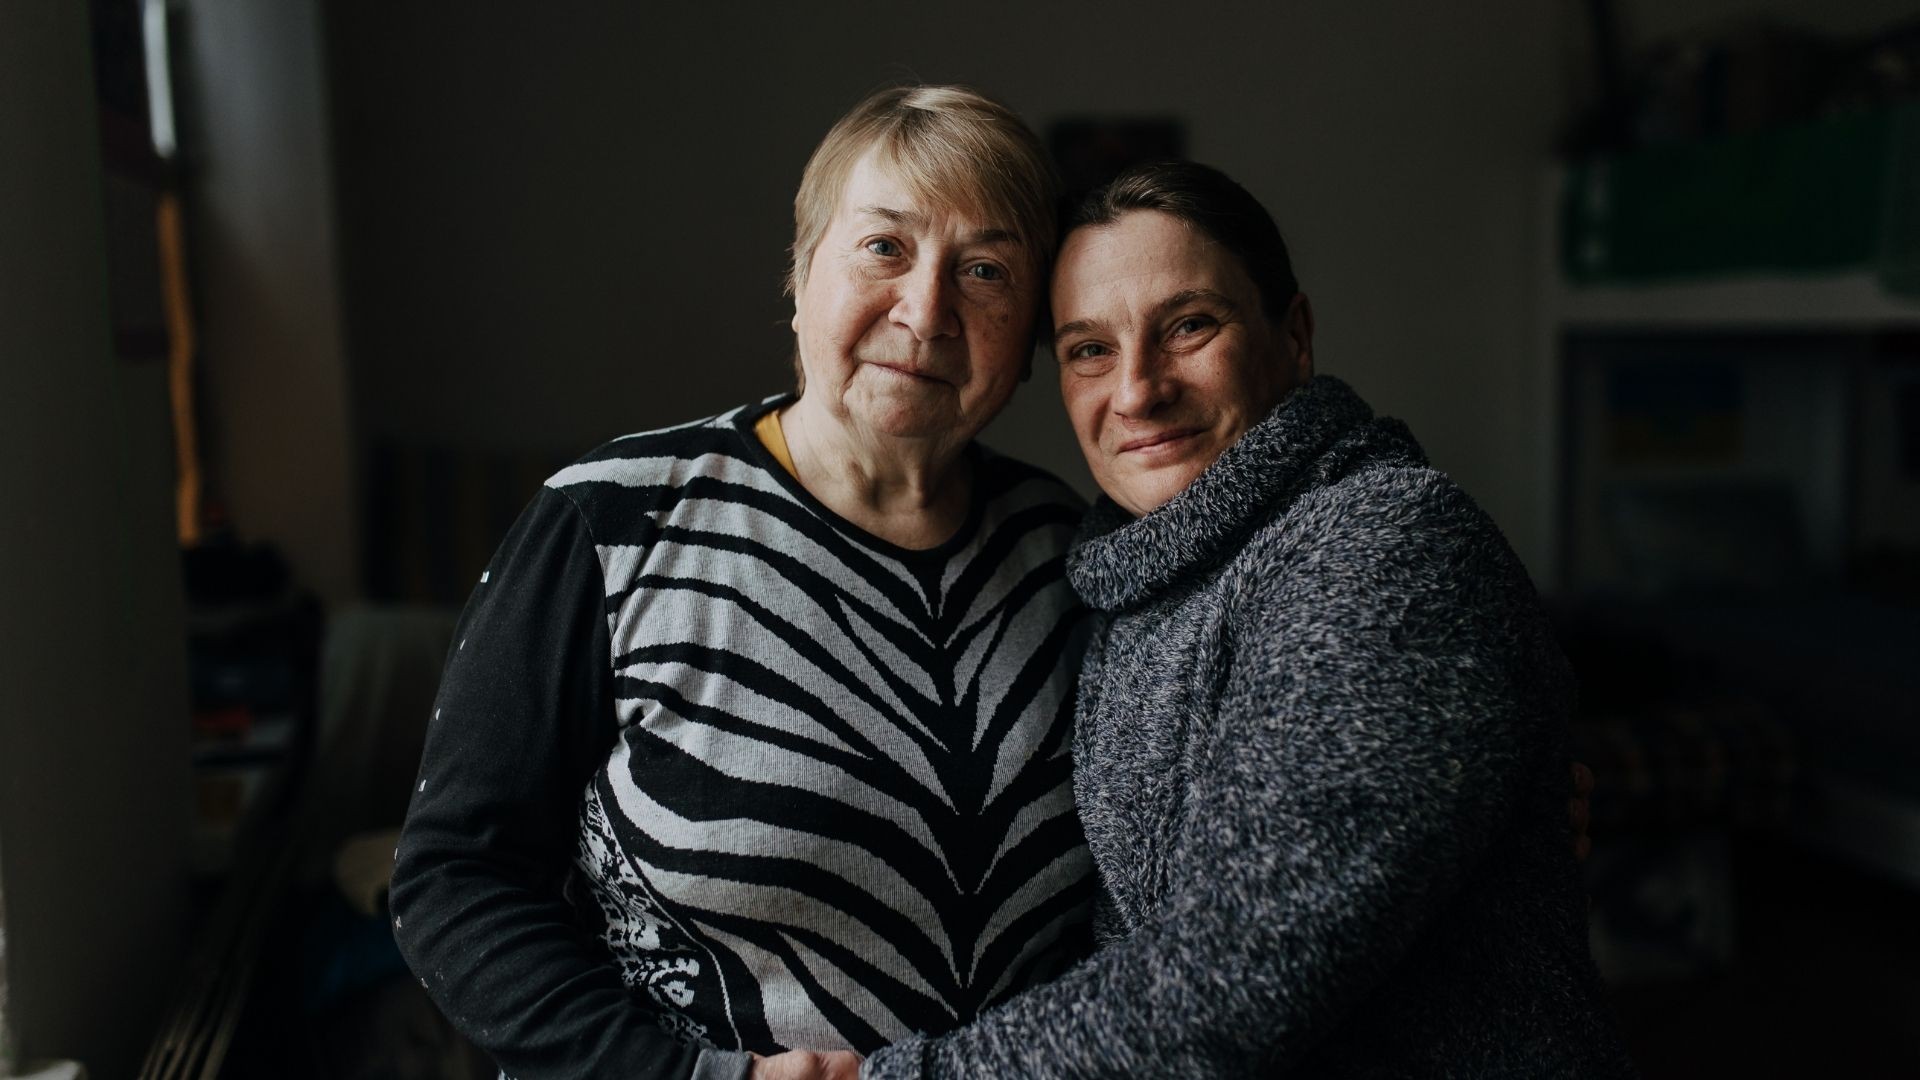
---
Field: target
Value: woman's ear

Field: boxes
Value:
[1284,293,1316,382]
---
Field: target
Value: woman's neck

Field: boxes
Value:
[779,395,974,551]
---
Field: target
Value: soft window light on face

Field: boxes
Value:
[1053,211,1308,517]
[790,153,1040,444]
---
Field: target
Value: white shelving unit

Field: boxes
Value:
[1552,271,1920,331]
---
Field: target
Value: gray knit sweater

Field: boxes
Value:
[864,376,1633,1078]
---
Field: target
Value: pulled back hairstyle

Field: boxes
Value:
[1066,160,1300,323]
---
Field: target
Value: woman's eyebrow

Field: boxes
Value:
[1052,317,1105,347]
[1053,287,1242,349]
[855,206,1019,247]
[856,205,919,228]
[966,227,1021,247]
[1153,288,1237,317]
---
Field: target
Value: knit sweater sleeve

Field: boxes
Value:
[863,470,1558,1079]
[390,486,747,1080]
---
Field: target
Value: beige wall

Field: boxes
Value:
[0,3,194,1075]
[182,0,359,604]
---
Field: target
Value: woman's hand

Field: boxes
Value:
[750,1049,863,1080]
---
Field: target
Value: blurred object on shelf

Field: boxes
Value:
[181,534,321,876]
[1587,828,1736,984]
[1829,19,1920,113]
[1564,15,1920,157]
[1561,107,1912,286]
[1558,335,1860,599]
[1632,23,1835,145]
[1603,482,1808,595]
[1574,699,1796,832]
[1557,15,1920,298]
[1602,360,1743,464]
[1559,606,1795,987]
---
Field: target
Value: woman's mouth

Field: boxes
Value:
[868,361,945,384]
[1118,428,1203,455]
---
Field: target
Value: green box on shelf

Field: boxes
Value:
[1563,104,1920,290]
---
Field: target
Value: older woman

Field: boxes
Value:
[392,86,1096,1080]
[860,163,1633,1077]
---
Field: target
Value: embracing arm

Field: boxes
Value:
[864,476,1564,1078]
[391,486,747,1080]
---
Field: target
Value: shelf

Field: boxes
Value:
[1553,272,1920,330]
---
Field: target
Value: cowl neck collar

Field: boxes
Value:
[1067,375,1418,612]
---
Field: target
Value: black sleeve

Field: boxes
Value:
[390,485,724,1079]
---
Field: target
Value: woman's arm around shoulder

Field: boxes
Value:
[862,467,1566,1079]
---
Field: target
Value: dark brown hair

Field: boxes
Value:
[1067,160,1299,323]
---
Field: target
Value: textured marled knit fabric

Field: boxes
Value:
[863,376,1634,1078]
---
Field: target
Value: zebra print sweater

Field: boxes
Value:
[391,399,1097,1080]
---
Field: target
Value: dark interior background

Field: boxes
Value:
[3,1,1918,1076]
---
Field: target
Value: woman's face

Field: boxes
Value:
[791,152,1042,447]
[1052,210,1312,517]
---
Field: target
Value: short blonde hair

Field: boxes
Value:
[786,84,1059,297]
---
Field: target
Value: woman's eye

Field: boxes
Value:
[866,239,900,256]
[1066,342,1110,361]
[965,263,1004,281]
[1173,316,1211,336]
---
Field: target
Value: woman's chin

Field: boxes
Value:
[1101,461,1204,518]
[843,390,965,442]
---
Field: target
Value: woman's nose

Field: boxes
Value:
[891,263,959,341]
[1112,352,1176,418]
